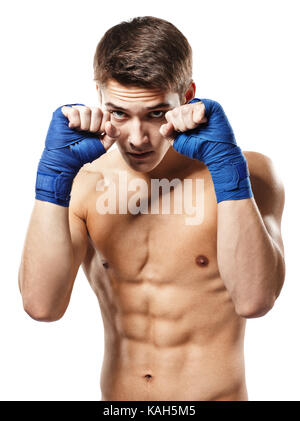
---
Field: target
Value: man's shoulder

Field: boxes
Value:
[243,150,274,173]
[243,150,283,188]
[243,150,285,218]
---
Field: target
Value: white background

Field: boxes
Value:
[0,0,299,401]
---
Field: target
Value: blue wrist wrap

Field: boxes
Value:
[35,104,106,207]
[173,98,253,203]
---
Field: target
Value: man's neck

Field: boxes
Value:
[146,146,193,180]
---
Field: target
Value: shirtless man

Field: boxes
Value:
[18,16,285,401]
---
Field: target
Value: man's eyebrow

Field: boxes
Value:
[146,102,172,110]
[105,102,172,111]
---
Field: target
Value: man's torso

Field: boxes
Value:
[74,149,248,401]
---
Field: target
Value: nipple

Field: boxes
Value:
[195,255,209,267]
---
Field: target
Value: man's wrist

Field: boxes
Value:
[201,145,253,203]
[35,192,71,207]
[35,171,75,207]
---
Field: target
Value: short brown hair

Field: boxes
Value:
[93,16,193,101]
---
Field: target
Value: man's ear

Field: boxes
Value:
[183,81,196,104]
[95,82,102,104]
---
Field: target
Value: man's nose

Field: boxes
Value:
[128,119,150,150]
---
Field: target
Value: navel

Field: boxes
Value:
[195,255,209,267]
[102,261,109,269]
[144,374,153,381]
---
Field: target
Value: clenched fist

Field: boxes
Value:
[61,105,120,151]
[35,103,121,207]
[159,100,208,141]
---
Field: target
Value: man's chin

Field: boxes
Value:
[126,158,159,173]
[120,151,157,171]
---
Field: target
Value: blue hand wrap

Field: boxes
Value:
[173,98,253,203]
[35,104,106,207]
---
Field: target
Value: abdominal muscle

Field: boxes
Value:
[83,241,247,402]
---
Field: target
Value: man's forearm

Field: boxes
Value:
[217,198,285,318]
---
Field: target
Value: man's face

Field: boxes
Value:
[98,79,182,172]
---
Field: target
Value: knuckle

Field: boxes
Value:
[194,104,205,117]
[195,102,205,111]
[69,107,79,116]
[101,111,110,124]
[91,106,102,116]
[165,110,172,121]
[90,108,102,132]
[81,107,92,117]
[181,105,190,115]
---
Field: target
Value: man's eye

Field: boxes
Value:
[149,111,165,118]
[110,111,126,119]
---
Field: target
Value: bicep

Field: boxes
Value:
[68,169,90,276]
[69,208,89,274]
[248,152,285,255]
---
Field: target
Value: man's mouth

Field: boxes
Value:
[127,151,154,160]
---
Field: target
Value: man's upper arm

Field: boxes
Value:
[68,169,90,273]
[245,151,285,256]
